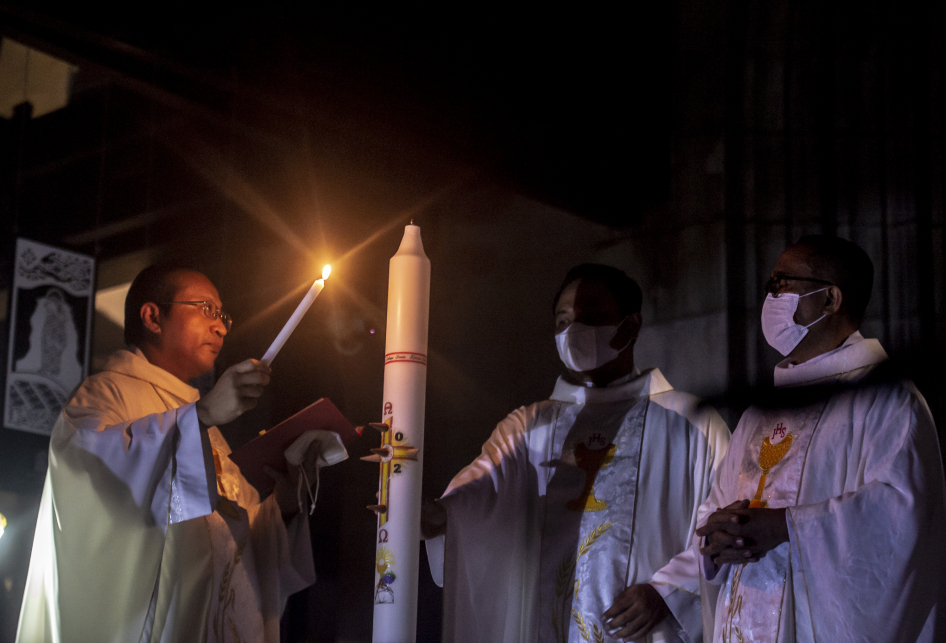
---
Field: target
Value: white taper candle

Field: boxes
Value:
[261,265,331,366]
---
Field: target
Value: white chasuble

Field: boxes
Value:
[206,508,258,643]
[701,333,946,643]
[428,368,731,643]
[17,348,315,643]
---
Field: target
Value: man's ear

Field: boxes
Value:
[141,303,163,335]
[613,312,643,349]
[824,286,843,315]
[626,312,643,340]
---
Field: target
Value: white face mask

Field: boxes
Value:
[555,317,632,372]
[761,288,828,356]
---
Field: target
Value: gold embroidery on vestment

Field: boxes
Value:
[722,564,746,643]
[749,435,794,509]
[567,443,617,512]
[552,521,613,643]
[212,448,241,519]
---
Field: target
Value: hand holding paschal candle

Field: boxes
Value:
[420,499,447,540]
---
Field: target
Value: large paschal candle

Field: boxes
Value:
[369,224,429,643]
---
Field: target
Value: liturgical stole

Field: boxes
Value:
[537,397,649,643]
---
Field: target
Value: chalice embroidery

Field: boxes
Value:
[749,431,794,509]
[567,442,618,512]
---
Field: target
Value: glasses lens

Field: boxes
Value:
[764,277,780,297]
[198,302,231,330]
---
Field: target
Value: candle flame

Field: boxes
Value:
[322,265,332,280]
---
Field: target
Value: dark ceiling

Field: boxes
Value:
[0,5,671,227]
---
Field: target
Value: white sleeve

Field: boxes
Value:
[18,398,217,643]
[55,400,216,530]
[431,406,542,643]
[248,494,317,624]
[785,384,946,643]
[650,405,731,642]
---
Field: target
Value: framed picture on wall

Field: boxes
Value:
[4,238,95,435]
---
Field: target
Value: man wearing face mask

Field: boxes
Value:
[696,236,946,643]
[423,264,731,643]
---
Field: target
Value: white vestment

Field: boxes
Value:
[427,368,731,643]
[701,332,946,643]
[17,348,316,643]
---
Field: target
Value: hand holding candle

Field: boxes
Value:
[261,264,331,366]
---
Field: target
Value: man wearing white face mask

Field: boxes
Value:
[423,263,731,643]
[696,236,946,643]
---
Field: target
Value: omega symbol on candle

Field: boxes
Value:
[383,402,393,416]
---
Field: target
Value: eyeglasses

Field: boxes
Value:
[764,275,834,298]
[159,301,232,331]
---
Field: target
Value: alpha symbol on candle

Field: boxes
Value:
[362,419,419,527]
[383,402,393,416]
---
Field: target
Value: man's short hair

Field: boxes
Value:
[794,235,874,324]
[123,265,193,347]
[554,264,643,316]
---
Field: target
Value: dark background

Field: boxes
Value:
[0,3,943,642]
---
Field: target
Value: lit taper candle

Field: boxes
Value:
[363,223,429,643]
[261,264,331,366]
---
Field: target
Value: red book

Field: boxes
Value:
[228,398,359,495]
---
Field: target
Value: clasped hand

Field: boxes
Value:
[695,500,789,566]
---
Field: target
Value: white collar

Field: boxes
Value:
[550,367,673,404]
[774,331,888,387]
[102,347,201,403]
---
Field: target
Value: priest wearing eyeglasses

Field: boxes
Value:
[17,265,326,643]
[695,236,946,643]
